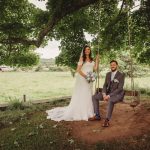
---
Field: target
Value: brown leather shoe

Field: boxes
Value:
[102,119,110,127]
[88,116,101,121]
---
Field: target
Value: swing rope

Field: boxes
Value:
[127,6,135,99]
[126,2,140,108]
[95,1,140,108]
[95,0,101,93]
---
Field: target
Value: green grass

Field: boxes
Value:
[0,100,150,150]
[0,100,89,150]
[0,72,75,103]
[0,72,150,103]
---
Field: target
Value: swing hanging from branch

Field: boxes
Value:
[94,0,140,109]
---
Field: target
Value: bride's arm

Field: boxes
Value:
[94,54,100,71]
[76,57,87,78]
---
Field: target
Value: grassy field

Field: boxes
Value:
[1,72,150,103]
[0,72,150,150]
[0,72,75,103]
[0,100,150,150]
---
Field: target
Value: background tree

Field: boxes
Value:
[0,0,44,66]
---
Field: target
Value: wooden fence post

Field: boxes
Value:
[23,95,26,102]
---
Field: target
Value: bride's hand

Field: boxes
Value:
[84,75,87,79]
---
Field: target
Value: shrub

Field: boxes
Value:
[8,97,25,110]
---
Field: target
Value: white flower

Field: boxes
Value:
[86,72,97,83]
[113,79,119,83]
[92,77,95,81]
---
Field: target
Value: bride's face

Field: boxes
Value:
[85,47,91,55]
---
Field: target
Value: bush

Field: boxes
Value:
[140,88,147,94]
[49,66,63,72]
[35,65,43,72]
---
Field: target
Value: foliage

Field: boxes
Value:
[54,0,150,70]
[54,9,89,71]
[0,0,150,67]
[91,0,150,65]
[131,1,150,64]
[0,0,45,66]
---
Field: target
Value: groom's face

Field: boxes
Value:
[110,62,118,72]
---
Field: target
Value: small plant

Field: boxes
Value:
[8,97,25,110]
[147,91,150,96]
[140,88,147,95]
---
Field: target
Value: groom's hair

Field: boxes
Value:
[110,60,118,65]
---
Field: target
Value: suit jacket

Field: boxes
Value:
[102,71,125,101]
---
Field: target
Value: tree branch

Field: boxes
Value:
[119,0,125,15]
[0,0,99,47]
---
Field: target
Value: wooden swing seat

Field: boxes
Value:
[96,88,140,108]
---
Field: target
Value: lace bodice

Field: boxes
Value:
[80,61,95,74]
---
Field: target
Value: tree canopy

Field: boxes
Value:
[0,0,149,67]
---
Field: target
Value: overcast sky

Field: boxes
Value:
[28,0,94,59]
[28,0,140,59]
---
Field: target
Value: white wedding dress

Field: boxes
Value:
[46,61,95,121]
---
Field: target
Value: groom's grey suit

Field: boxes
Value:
[92,71,125,120]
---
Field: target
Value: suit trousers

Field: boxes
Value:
[92,92,123,120]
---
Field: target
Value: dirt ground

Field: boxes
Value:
[62,101,150,144]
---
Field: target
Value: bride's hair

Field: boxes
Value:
[82,45,93,63]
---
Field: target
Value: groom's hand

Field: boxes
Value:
[103,95,108,101]
[103,95,110,101]
[102,93,106,100]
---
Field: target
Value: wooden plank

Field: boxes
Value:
[0,103,9,108]
[96,88,140,98]
[124,90,140,96]
[0,88,140,110]
[31,96,71,104]
[0,96,71,110]
[0,103,9,111]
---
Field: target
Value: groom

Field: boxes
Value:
[89,60,125,127]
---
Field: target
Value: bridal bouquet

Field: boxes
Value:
[86,71,97,83]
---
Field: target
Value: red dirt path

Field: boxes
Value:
[63,102,150,144]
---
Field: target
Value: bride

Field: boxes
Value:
[46,45,99,121]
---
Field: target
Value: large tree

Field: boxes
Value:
[0,0,149,67]
[0,0,99,47]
